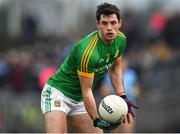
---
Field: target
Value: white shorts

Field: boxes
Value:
[41,84,87,116]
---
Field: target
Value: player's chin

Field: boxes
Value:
[107,36,115,42]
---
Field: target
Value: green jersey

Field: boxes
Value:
[48,31,126,101]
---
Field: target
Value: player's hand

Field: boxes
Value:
[93,118,120,130]
[121,95,139,123]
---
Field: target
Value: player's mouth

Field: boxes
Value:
[107,33,114,37]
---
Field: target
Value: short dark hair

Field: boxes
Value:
[96,2,120,21]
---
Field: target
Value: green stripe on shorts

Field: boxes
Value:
[45,85,52,112]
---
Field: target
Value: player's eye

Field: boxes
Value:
[101,21,108,26]
[111,21,117,25]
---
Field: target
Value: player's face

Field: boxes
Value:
[96,14,121,44]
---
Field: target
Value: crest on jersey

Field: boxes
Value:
[114,50,119,58]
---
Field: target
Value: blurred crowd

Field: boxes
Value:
[0,0,180,133]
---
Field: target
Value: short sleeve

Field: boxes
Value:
[76,35,99,78]
[76,49,95,77]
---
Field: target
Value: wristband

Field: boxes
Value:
[93,118,100,127]
[120,95,127,99]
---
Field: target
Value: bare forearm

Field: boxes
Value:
[78,76,99,121]
[109,61,125,96]
[82,88,99,121]
[110,72,125,95]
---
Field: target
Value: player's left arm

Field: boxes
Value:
[109,56,125,96]
[109,56,139,123]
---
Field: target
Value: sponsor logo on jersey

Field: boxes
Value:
[106,56,110,63]
[99,58,104,63]
[94,62,114,73]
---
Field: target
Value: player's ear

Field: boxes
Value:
[118,19,122,29]
[96,20,100,29]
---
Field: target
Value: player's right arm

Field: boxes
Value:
[78,75,120,130]
[75,34,100,121]
[76,33,121,130]
[78,75,99,121]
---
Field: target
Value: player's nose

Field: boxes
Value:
[106,24,112,31]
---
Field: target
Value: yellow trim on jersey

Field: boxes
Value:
[84,36,97,72]
[77,70,94,78]
[81,35,98,72]
[117,31,124,35]
[117,32,126,38]
[85,36,98,72]
[80,35,96,72]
